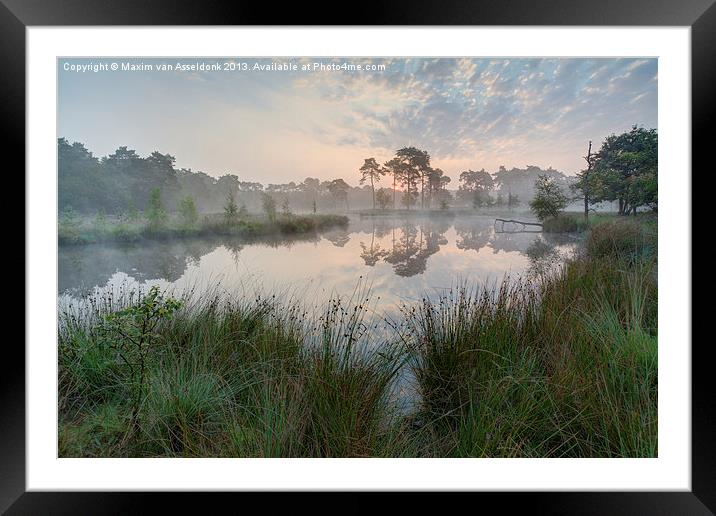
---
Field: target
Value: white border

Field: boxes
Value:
[27,27,691,491]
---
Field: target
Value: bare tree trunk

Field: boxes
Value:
[420,175,424,210]
[393,174,396,210]
[583,141,592,220]
[371,175,375,210]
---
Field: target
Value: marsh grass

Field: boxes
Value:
[58,213,349,245]
[402,220,657,457]
[59,282,407,457]
[59,218,658,457]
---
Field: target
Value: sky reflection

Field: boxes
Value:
[58,216,577,318]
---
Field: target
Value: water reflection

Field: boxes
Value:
[454,217,492,253]
[525,236,574,277]
[59,215,577,313]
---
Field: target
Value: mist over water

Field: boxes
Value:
[59,215,577,320]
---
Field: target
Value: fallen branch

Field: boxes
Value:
[494,218,543,233]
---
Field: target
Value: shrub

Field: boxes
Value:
[277,218,311,234]
[100,286,182,433]
[313,214,349,230]
[145,188,167,230]
[94,209,108,231]
[178,196,198,227]
[111,223,142,242]
[59,206,82,243]
[262,193,277,222]
[224,190,238,224]
[543,214,589,233]
[530,174,568,221]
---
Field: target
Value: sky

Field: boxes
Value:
[58,57,657,185]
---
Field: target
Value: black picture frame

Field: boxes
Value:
[3,0,709,513]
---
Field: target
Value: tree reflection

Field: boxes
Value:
[59,216,572,296]
[59,240,198,293]
[359,221,389,266]
[223,239,244,266]
[382,220,449,277]
[59,232,319,293]
[324,227,351,247]
[454,218,493,253]
[491,231,541,254]
[525,237,562,276]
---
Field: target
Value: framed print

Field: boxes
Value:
[3,0,711,512]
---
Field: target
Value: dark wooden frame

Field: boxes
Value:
[3,0,709,513]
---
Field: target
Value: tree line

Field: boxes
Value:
[59,138,568,217]
[58,138,388,215]
[359,126,657,216]
[59,125,656,218]
[358,146,573,211]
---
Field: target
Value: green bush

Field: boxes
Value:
[178,196,199,227]
[59,206,83,243]
[529,174,568,221]
[111,223,142,242]
[145,188,167,230]
[543,214,589,233]
[100,286,182,433]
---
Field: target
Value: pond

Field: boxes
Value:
[58,214,577,322]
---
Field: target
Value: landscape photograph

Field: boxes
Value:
[57,57,658,458]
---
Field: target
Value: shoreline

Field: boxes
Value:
[58,213,349,246]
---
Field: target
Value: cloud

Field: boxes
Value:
[59,57,657,183]
[285,58,655,170]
